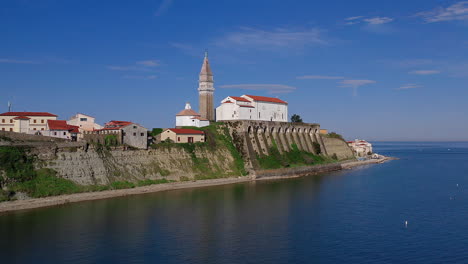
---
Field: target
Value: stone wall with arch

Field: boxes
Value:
[223,120,354,170]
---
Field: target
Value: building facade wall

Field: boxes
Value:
[68,114,102,131]
[122,124,148,149]
[216,101,287,122]
[161,130,205,143]
[0,115,57,132]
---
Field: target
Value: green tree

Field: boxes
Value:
[291,114,303,123]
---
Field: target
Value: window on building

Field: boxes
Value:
[34,119,37,123]
[41,120,44,123]
[259,112,261,118]
[1,128,4,131]
[133,132,136,136]
[54,132,57,135]
[63,132,66,135]
[9,128,13,131]
[80,118,87,121]
[140,133,144,136]
[41,128,44,131]
[33,128,36,131]
[1,119,4,123]
[178,137,180,142]
[10,119,13,123]
[133,126,137,129]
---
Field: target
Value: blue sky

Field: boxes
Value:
[1,0,467,141]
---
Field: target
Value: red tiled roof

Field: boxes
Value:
[68,125,80,134]
[13,116,31,120]
[47,120,69,130]
[223,100,233,104]
[244,95,287,104]
[176,109,201,116]
[240,105,255,108]
[101,120,133,130]
[168,128,205,135]
[0,111,57,117]
[229,96,251,102]
[47,120,80,133]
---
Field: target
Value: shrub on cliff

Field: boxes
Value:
[0,146,37,187]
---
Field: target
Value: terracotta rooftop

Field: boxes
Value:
[100,120,134,130]
[168,128,205,135]
[13,116,31,120]
[244,95,287,104]
[176,109,201,116]
[0,111,57,117]
[229,96,250,102]
[47,120,80,133]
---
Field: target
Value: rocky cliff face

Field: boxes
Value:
[43,146,239,185]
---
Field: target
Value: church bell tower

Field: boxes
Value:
[198,52,215,121]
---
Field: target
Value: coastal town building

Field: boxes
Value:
[68,113,102,131]
[176,103,209,128]
[160,128,205,143]
[83,120,148,149]
[43,120,80,141]
[67,113,103,140]
[347,139,373,157]
[0,111,58,133]
[198,52,215,121]
[215,95,288,122]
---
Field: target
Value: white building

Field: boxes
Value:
[347,139,373,157]
[176,103,210,128]
[43,120,80,141]
[216,95,288,122]
[0,112,58,133]
[68,113,102,131]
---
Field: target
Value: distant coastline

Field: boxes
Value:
[0,157,394,214]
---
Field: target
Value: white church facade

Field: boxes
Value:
[216,95,288,122]
[176,103,210,128]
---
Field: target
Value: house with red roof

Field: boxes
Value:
[43,120,80,141]
[215,95,288,122]
[176,103,209,128]
[0,111,58,133]
[83,120,148,149]
[160,128,205,143]
[347,139,373,157]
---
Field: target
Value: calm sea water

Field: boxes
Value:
[1,142,468,264]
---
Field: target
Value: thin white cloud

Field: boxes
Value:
[397,84,423,90]
[107,60,160,72]
[416,1,468,23]
[339,79,376,96]
[346,16,364,21]
[219,84,296,94]
[339,79,376,88]
[0,58,39,64]
[155,0,174,16]
[409,70,440,75]
[296,75,344,80]
[136,60,159,67]
[170,42,199,56]
[344,16,394,25]
[363,17,394,25]
[215,27,326,50]
[123,75,157,80]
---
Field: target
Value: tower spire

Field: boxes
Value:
[198,52,215,121]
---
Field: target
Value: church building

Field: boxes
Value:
[216,95,288,122]
[176,102,209,128]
